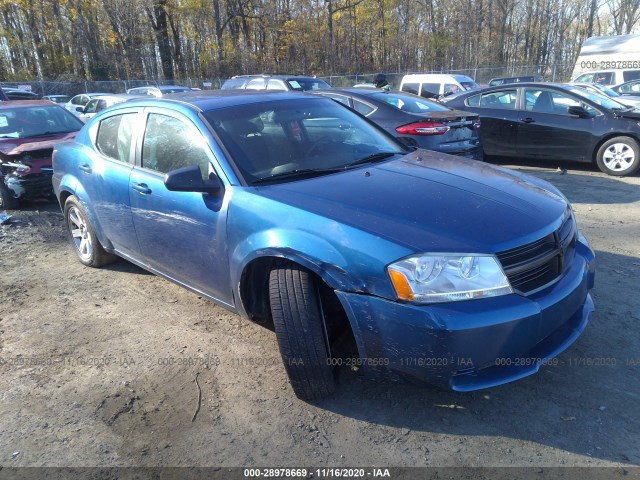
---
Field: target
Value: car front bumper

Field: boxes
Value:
[335,233,595,391]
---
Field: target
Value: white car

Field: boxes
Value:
[76,94,146,122]
[64,93,110,116]
[125,85,192,97]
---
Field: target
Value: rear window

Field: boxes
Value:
[221,78,248,90]
[370,92,450,113]
[286,78,331,91]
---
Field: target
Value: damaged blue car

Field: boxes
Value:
[52,91,595,400]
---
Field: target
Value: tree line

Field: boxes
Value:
[0,0,638,83]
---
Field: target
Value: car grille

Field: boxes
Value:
[496,212,577,295]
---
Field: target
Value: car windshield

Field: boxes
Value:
[0,105,84,138]
[567,86,629,110]
[203,97,405,184]
[369,92,451,113]
[461,81,480,90]
[286,78,331,91]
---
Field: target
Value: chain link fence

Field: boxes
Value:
[1,65,573,96]
[321,64,574,89]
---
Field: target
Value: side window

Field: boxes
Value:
[323,94,351,107]
[246,78,266,90]
[444,83,460,95]
[96,100,107,111]
[352,98,375,116]
[267,79,287,91]
[420,83,440,97]
[141,113,211,180]
[478,90,517,109]
[525,89,596,115]
[71,95,83,105]
[95,114,137,163]
[401,83,420,95]
[84,100,98,113]
[466,94,480,107]
[619,82,640,94]
[593,72,613,84]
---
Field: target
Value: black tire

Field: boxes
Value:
[269,263,336,400]
[0,178,19,210]
[63,195,116,268]
[596,136,640,176]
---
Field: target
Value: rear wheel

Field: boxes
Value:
[596,136,640,176]
[0,178,19,210]
[269,262,336,400]
[63,196,116,267]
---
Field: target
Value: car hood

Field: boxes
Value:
[255,150,569,254]
[0,131,77,157]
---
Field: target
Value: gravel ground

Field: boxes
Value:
[0,162,639,476]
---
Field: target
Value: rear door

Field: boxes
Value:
[464,88,519,156]
[82,109,141,256]
[516,87,596,161]
[128,107,233,305]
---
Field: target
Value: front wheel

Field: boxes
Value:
[269,263,336,400]
[63,196,116,267]
[596,136,640,176]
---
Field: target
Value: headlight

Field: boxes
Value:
[387,254,513,304]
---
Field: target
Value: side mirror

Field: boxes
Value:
[568,106,594,119]
[75,106,84,112]
[164,165,222,194]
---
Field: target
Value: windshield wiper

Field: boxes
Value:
[347,151,402,168]
[252,167,344,185]
[22,130,74,138]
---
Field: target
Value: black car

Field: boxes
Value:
[221,74,331,92]
[443,82,640,176]
[488,75,542,87]
[314,88,481,157]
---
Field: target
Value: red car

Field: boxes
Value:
[0,100,84,208]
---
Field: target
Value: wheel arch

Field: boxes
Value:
[58,182,114,252]
[592,132,640,164]
[238,254,363,364]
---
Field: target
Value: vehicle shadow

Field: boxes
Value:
[488,158,640,205]
[315,249,640,466]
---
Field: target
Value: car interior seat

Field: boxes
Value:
[532,91,554,113]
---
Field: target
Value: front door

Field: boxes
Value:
[516,88,595,161]
[129,109,232,305]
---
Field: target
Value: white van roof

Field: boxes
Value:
[401,74,475,82]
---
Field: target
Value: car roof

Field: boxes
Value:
[111,90,321,113]
[231,74,321,81]
[0,99,57,108]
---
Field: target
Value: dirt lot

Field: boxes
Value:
[0,162,639,474]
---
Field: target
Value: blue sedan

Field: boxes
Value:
[52,91,595,400]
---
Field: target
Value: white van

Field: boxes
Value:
[399,74,480,98]
[571,34,640,86]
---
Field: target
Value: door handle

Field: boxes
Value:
[521,117,535,123]
[132,183,152,195]
[79,164,92,174]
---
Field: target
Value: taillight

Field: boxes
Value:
[396,121,450,136]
